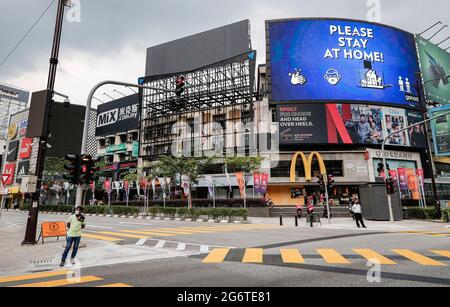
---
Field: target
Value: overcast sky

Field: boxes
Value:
[0,0,449,107]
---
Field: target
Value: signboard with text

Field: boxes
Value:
[267,18,420,108]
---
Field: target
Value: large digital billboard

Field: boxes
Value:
[430,105,450,157]
[278,103,426,148]
[416,35,450,105]
[267,18,421,108]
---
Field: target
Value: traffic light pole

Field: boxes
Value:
[381,109,450,222]
[22,0,67,245]
[75,80,175,207]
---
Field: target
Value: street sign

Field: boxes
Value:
[1,174,11,186]
[112,181,124,190]
[0,188,8,195]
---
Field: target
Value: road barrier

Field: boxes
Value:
[38,221,67,244]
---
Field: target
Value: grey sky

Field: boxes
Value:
[0,0,449,106]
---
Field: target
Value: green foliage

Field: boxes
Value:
[157,156,215,185]
[225,155,264,184]
[145,207,248,221]
[123,173,138,181]
[111,206,140,216]
[405,208,441,220]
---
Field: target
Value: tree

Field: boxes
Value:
[156,156,215,207]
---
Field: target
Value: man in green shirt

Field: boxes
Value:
[60,206,86,267]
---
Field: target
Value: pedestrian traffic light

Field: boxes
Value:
[317,175,325,190]
[63,154,82,185]
[327,174,335,189]
[175,75,186,97]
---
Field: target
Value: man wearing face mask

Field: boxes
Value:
[60,206,86,267]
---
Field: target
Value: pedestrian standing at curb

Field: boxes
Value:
[60,206,86,267]
[351,198,366,229]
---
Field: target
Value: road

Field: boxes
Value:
[0,211,449,287]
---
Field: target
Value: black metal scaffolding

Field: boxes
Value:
[140,53,257,161]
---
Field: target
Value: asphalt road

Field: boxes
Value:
[0,211,449,287]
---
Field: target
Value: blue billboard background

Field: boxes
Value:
[268,19,421,109]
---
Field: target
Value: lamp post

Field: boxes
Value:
[22,0,69,245]
[75,81,175,207]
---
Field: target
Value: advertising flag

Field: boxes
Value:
[253,172,262,193]
[397,168,408,191]
[235,172,246,198]
[205,175,214,198]
[181,175,190,196]
[260,173,269,194]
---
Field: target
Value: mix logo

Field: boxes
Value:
[97,109,119,128]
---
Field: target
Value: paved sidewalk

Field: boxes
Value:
[248,217,449,232]
[0,215,198,277]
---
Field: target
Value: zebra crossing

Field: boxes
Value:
[202,248,450,267]
[0,270,132,287]
[399,230,450,238]
[82,224,279,243]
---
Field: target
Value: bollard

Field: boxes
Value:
[280,214,283,226]
[295,215,298,227]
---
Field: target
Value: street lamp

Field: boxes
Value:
[75,80,175,207]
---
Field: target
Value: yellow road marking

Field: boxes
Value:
[154,228,215,234]
[392,249,446,266]
[430,250,450,259]
[317,249,351,264]
[82,233,123,242]
[242,249,264,263]
[12,276,103,287]
[97,232,148,239]
[0,270,72,284]
[202,248,230,263]
[97,283,132,287]
[280,249,305,264]
[353,249,397,265]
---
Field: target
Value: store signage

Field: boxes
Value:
[3,164,16,186]
[106,143,126,153]
[268,19,420,108]
[7,123,18,140]
[16,161,30,184]
[374,151,414,160]
[430,105,450,157]
[290,151,327,182]
[19,138,33,159]
[0,84,29,103]
[6,140,20,162]
[132,142,139,157]
[95,94,140,136]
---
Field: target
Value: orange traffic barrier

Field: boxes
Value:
[38,222,67,244]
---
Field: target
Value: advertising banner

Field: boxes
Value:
[235,172,246,198]
[253,173,262,193]
[268,19,420,108]
[205,175,214,198]
[408,175,420,200]
[260,173,269,194]
[416,35,450,105]
[95,94,140,136]
[278,103,426,147]
[430,105,450,157]
[19,138,33,159]
[6,140,19,162]
[397,168,408,191]
[16,161,29,184]
[3,163,15,186]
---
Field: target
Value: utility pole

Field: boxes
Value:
[22,0,67,245]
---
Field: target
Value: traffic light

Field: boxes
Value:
[63,154,82,185]
[82,156,100,184]
[175,75,186,97]
[327,174,335,189]
[386,178,397,195]
[317,175,325,190]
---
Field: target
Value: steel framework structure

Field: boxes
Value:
[140,53,257,161]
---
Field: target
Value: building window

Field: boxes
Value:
[119,134,127,144]
[98,139,106,148]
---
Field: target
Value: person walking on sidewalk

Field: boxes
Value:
[351,198,367,229]
[60,206,86,267]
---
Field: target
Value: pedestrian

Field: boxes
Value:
[351,198,367,229]
[307,204,315,228]
[60,206,86,267]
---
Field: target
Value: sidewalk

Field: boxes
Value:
[0,216,196,277]
[248,217,449,232]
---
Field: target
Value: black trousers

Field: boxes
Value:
[355,213,366,228]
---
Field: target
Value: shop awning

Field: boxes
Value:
[436,157,450,164]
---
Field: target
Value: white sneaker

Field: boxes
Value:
[70,258,76,265]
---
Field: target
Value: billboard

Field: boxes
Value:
[146,20,251,77]
[96,94,140,137]
[278,103,426,147]
[16,161,29,184]
[430,105,450,157]
[416,35,450,105]
[267,18,421,108]
[0,84,29,104]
